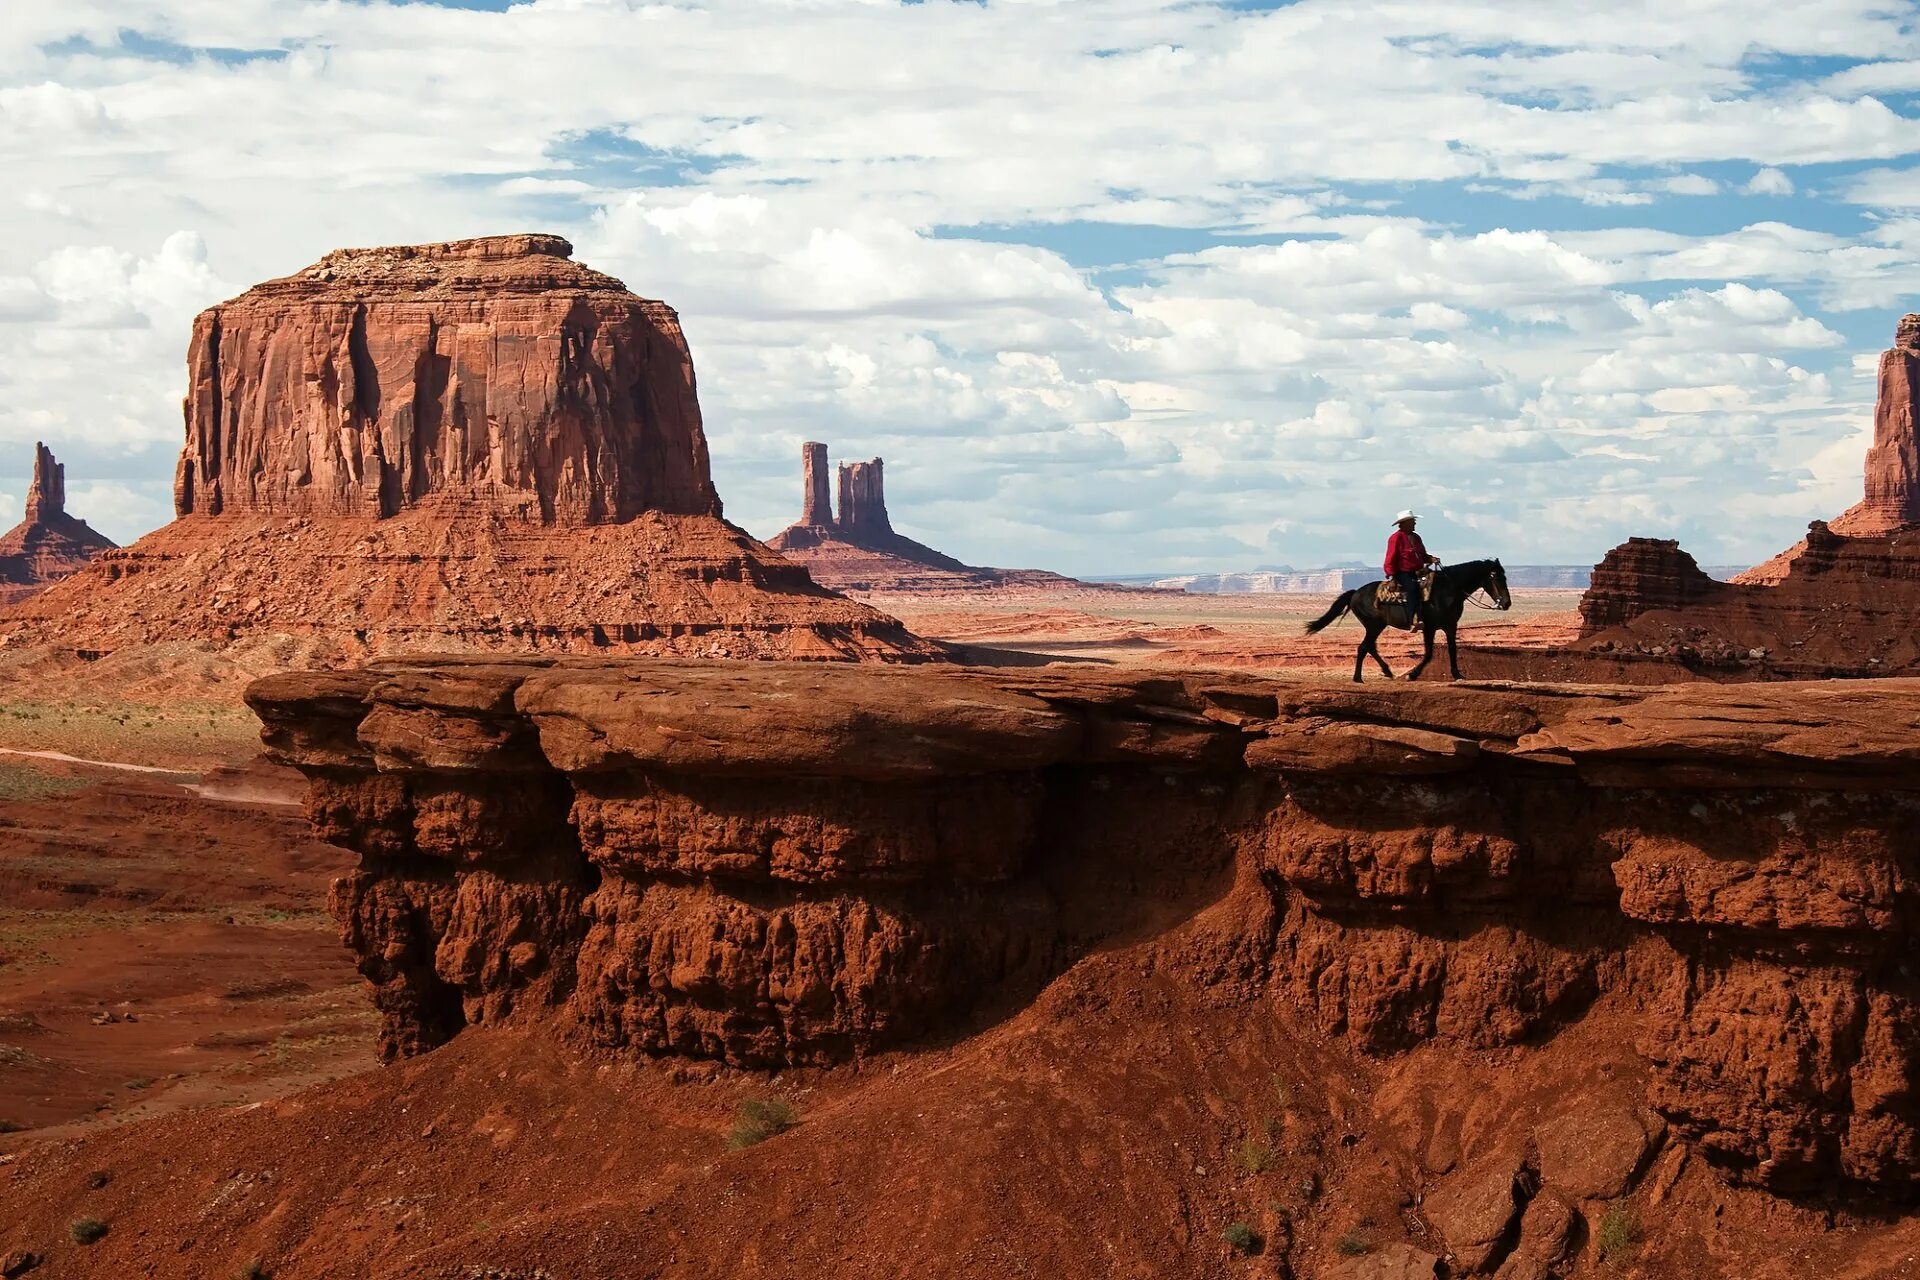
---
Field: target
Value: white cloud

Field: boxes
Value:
[1,0,1918,571]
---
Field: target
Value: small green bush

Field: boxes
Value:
[1237,1135,1278,1174]
[1596,1204,1641,1260]
[1336,1230,1369,1257]
[71,1217,109,1245]
[1223,1221,1261,1256]
[726,1098,799,1150]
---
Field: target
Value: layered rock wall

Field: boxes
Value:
[1578,537,1726,631]
[255,659,1920,1198]
[174,234,719,524]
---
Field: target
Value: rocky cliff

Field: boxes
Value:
[254,658,1920,1206]
[1572,315,1920,675]
[767,441,1083,592]
[0,443,116,606]
[0,238,931,664]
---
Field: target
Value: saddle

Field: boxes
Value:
[1376,570,1435,606]
[1376,570,1436,629]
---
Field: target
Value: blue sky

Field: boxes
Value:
[2,0,1918,575]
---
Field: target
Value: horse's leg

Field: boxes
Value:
[1408,623,1435,679]
[1446,625,1461,680]
[1352,633,1366,683]
[1368,623,1393,678]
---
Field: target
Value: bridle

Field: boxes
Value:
[1452,561,1511,611]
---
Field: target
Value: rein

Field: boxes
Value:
[1436,560,1507,610]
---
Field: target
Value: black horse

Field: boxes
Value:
[1303,559,1512,683]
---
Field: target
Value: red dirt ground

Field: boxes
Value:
[0,746,371,1154]
[7,854,1920,1279]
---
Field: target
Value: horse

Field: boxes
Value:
[1302,559,1512,683]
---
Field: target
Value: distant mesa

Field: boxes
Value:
[0,443,116,606]
[1573,313,1920,677]
[767,441,1088,592]
[0,235,934,665]
[1157,565,1624,593]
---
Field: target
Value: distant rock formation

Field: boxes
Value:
[1162,565,1610,594]
[1739,313,1920,584]
[767,441,1084,592]
[1575,319,1920,676]
[1836,311,1920,535]
[0,236,933,663]
[1577,539,1726,631]
[0,443,116,605]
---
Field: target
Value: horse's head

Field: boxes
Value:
[1485,558,1512,610]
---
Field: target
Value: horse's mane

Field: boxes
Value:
[1438,558,1500,582]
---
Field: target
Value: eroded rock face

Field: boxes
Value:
[254,660,1920,1197]
[0,238,933,661]
[175,234,717,523]
[1578,538,1725,633]
[0,443,116,606]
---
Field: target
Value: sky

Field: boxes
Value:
[2,0,1919,576]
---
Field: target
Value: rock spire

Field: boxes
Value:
[0,442,116,606]
[24,442,63,523]
[1834,312,1920,535]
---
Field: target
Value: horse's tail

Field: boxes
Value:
[1303,589,1358,635]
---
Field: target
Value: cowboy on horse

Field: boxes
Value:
[1303,509,1512,683]
[1383,509,1440,622]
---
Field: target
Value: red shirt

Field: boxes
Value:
[1384,529,1427,576]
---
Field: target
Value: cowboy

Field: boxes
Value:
[1384,509,1440,621]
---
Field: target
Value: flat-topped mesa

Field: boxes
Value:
[0,443,116,606]
[1833,312,1920,537]
[174,233,719,524]
[254,658,1920,1196]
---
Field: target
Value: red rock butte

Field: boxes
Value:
[0,442,116,606]
[0,236,934,664]
[1567,314,1920,678]
[767,440,1082,591]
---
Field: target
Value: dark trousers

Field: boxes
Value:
[1392,571,1424,616]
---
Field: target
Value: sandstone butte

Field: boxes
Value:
[0,235,933,667]
[9,657,1914,1278]
[1539,313,1920,680]
[0,442,115,606]
[766,440,1087,591]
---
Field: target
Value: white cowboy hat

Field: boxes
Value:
[1392,509,1419,525]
